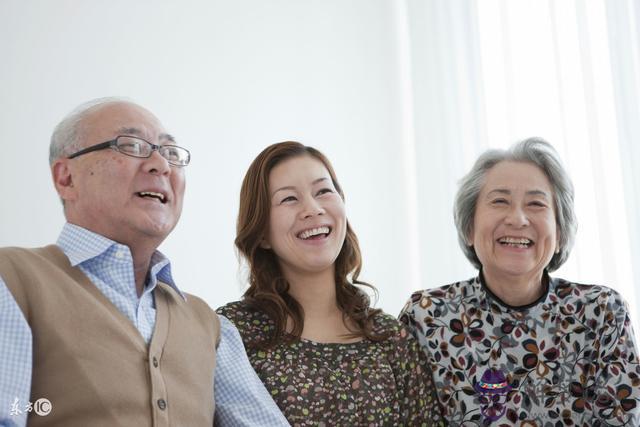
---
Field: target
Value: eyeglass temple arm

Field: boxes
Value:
[67,140,117,159]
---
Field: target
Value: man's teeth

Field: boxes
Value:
[499,237,532,247]
[138,191,166,202]
[298,226,330,240]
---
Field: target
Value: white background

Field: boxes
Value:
[1,0,638,330]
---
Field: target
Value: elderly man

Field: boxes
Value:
[0,98,289,426]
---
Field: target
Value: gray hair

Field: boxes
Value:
[49,96,134,165]
[453,137,577,272]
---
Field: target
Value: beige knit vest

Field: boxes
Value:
[0,245,219,427]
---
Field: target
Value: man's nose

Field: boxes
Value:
[144,150,171,175]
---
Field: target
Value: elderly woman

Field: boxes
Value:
[400,138,640,426]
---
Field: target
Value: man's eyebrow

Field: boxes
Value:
[117,127,143,136]
[160,133,176,143]
[117,128,176,143]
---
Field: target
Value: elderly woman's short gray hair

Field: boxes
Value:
[49,96,133,165]
[453,137,577,272]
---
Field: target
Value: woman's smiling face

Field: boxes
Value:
[264,155,347,278]
[470,161,558,283]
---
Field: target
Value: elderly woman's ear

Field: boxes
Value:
[466,226,474,247]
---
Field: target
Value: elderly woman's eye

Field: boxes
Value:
[317,188,333,196]
[491,198,508,205]
[529,201,546,207]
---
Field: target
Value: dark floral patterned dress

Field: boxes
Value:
[218,301,444,426]
[399,273,640,427]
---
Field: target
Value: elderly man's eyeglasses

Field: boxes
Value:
[67,135,191,167]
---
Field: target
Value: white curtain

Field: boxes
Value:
[398,0,640,332]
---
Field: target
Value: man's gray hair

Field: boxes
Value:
[49,96,133,165]
[453,137,577,272]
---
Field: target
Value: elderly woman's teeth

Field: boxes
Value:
[298,226,330,240]
[498,237,532,248]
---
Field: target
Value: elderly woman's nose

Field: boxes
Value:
[504,205,529,227]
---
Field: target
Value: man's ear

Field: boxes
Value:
[52,159,77,202]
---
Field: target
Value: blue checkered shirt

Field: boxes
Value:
[0,223,288,427]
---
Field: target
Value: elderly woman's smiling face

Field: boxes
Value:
[470,161,559,284]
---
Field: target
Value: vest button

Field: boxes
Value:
[153,357,159,367]
[157,399,167,410]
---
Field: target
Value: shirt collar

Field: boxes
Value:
[56,222,186,300]
[477,268,551,311]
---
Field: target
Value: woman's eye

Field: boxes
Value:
[317,188,333,196]
[529,201,546,208]
[491,198,507,205]
[280,196,297,203]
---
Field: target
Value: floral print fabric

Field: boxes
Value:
[399,275,640,426]
[218,301,443,426]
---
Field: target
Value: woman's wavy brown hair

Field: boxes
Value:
[236,141,387,349]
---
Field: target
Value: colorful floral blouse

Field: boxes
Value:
[399,274,640,427]
[218,301,444,426]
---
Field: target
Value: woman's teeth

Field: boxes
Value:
[498,237,532,248]
[298,226,331,240]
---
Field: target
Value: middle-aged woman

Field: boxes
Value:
[218,141,443,426]
[400,138,640,426]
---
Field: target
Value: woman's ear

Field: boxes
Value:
[466,226,474,246]
[259,238,271,249]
